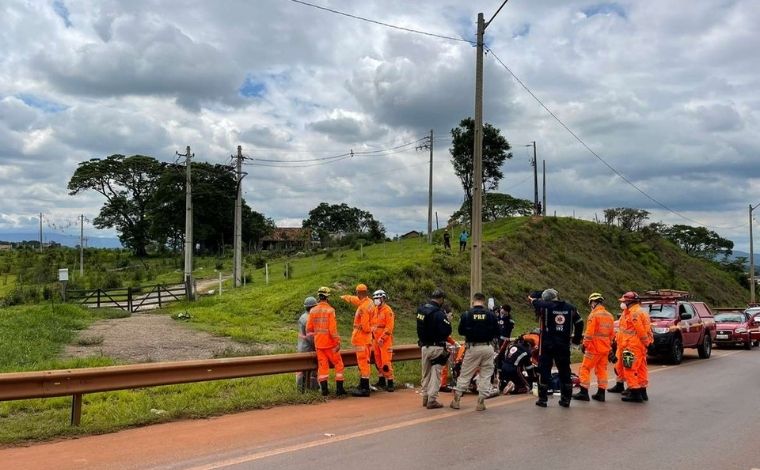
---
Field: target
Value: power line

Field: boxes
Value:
[289,0,474,45]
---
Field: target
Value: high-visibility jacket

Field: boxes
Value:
[373,303,395,342]
[306,300,340,350]
[341,295,374,346]
[582,305,615,355]
[617,303,651,351]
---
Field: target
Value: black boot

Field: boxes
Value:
[535,385,548,408]
[319,381,329,396]
[607,382,625,393]
[592,388,606,402]
[351,378,370,397]
[336,381,347,396]
[621,388,643,403]
[558,384,573,408]
[641,388,648,401]
[386,379,395,392]
[572,386,590,401]
[374,377,387,388]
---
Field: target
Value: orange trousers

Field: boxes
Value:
[355,344,371,378]
[615,345,649,387]
[316,348,345,383]
[373,342,394,379]
[578,352,609,389]
[620,345,646,388]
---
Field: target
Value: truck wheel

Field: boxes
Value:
[697,335,712,359]
[670,336,684,364]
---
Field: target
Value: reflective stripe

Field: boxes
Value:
[620,328,636,335]
[514,352,527,366]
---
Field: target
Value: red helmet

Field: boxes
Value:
[618,291,640,302]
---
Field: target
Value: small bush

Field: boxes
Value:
[77,335,104,346]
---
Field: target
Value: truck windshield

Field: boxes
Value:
[644,304,676,319]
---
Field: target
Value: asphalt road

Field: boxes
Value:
[4,348,760,470]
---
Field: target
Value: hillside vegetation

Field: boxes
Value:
[168,216,747,347]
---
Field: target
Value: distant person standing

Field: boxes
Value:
[459,229,469,252]
[296,296,319,392]
[443,229,451,252]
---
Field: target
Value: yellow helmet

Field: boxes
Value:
[355,283,368,293]
[588,292,604,303]
[317,286,331,297]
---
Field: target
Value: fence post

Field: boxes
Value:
[158,285,162,309]
[97,290,101,308]
[218,272,222,297]
[127,287,133,313]
[265,264,269,285]
[71,393,83,426]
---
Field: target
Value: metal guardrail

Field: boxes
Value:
[0,344,421,426]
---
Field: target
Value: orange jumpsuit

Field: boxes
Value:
[616,303,651,389]
[341,295,374,379]
[640,310,652,388]
[306,300,344,384]
[440,337,459,387]
[372,303,395,380]
[579,305,615,389]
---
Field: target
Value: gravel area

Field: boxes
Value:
[64,314,253,363]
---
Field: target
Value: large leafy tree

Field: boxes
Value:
[449,192,533,225]
[302,202,385,243]
[603,207,651,231]
[68,155,163,256]
[664,224,734,260]
[449,117,512,210]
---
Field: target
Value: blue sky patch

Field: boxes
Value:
[52,0,73,28]
[17,93,67,112]
[582,3,627,19]
[239,76,266,98]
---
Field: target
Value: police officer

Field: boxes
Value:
[497,304,515,349]
[416,288,452,409]
[499,335,536,394]
[529,288,583,408]
[450,292,499,411]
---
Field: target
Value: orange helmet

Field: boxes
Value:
[355,283,368,293]
[618,291,640,303]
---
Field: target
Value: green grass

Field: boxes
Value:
[0,273,16,298]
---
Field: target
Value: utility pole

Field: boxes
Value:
[751,203,760,304]
[542,160,546,216]
[79,214,84,276]
[177,145,194,301]
[471,1,509,299]
[233,145,244,287]
[531,141,538,215]
[416,130,434,243]
[39,212,43,252]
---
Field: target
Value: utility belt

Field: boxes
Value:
[465,342,491,347]
[420,342,447,348]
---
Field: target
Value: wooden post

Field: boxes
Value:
[71,393,83,426]
[219,272,223,297]
[265,264,269,285]
[97,289,101,308]
[158,285,162,309]
[127,287,133,313]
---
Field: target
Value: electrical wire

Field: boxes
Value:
[289,0,475,45]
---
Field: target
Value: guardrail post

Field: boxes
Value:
[71,393,83,426]
[127,287,133,313]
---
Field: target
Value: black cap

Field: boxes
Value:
[431,288,446,299]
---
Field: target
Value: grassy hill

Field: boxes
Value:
[167,216,748,348]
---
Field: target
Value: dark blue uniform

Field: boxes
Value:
[458,305,498,343]
[531,299,583,403]
[417,301,452,346]
[497,313,515,345]
[499,340,535,393]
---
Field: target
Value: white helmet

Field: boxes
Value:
[372,289,387,300]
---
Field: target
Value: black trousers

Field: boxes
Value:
[500,364,529,391]
[538,344,571,386]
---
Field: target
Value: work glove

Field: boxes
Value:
[608,349,617,363]
[580,345,586,354]
[378,337,385,347]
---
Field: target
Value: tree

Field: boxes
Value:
[603,207,650,231]
[68,155,163,256]
[664,224,734,260]
[242,204,275,249]
[450,192,533,225]
[449,117,512,210]
[302,203,385,244]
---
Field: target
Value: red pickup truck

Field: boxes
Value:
[641,290,716,364]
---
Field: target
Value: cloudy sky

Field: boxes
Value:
[0,0,758,250]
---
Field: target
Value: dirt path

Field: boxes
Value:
[64,314,252,363]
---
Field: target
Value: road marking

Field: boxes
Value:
[186,395,534,470]
[187,348,746,470]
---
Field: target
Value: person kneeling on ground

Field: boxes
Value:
[499,335,537,394]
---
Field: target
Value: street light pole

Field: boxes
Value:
[470,1,510,299]
[751,203,759,304]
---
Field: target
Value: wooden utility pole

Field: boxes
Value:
[531,141,539,215]
[79,214,84,276]
[542,159,546,216]
[39,212,43,252]
[233,145,244,287]
[177,146,194,300]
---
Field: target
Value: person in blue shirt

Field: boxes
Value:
[458,230,469,252]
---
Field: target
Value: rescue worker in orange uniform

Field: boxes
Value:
[371,289,395,392]
[306,287,346,397]
[610,297,653,401]
[616,291,651,403]
[340,284,374,397]
[573,293,615,402]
